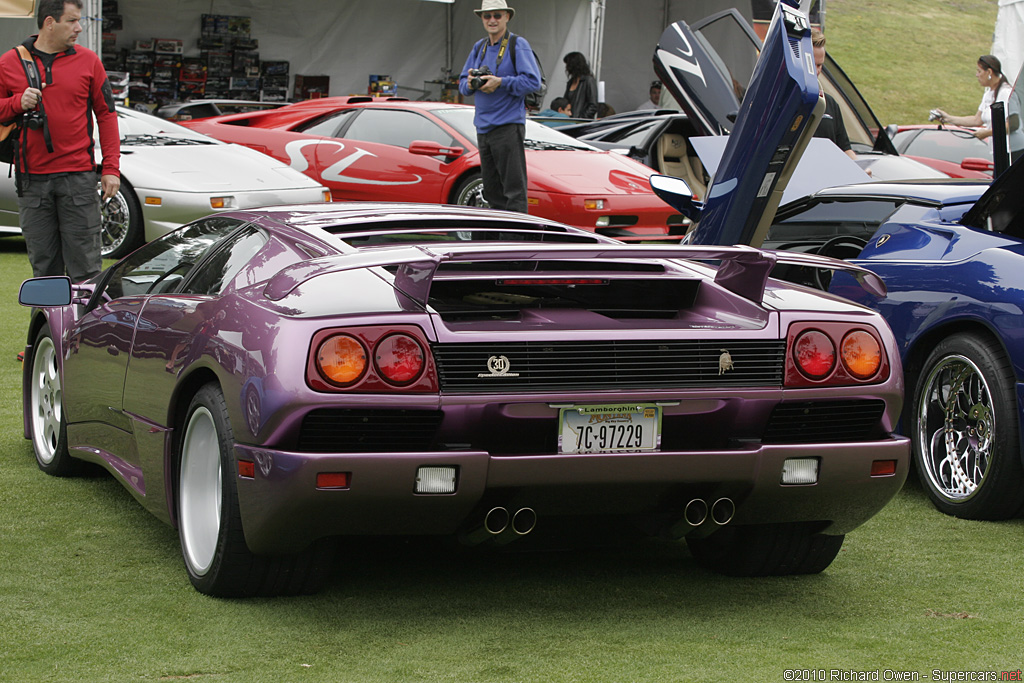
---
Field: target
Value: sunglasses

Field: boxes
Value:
[480,12,505,19]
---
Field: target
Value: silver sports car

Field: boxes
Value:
[0,106,330,260]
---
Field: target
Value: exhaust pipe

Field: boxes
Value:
[711,498,735,525]
[460,506,509,545]
[684,499,708,527]
[511,507,537,535]
[493,507,537,545]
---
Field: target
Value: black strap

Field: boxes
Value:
[14,45,53,155]
[476,31,511,71]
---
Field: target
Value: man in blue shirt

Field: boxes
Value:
[459,0,541,213]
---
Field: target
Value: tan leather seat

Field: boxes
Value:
[656,133,707,200]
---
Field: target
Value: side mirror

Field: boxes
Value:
[409,140,464,161]
[961,157,995,173]
[649,173,704,221]
[19,276,72,307]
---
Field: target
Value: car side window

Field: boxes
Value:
[295,109,357,137]
[182,227,268,296]
[343,109,456,149]
[905,129,993,164]
[99,217,248,300]
[767,200,901,243]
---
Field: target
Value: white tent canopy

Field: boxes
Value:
[50,0,755,114]
[993,0,1024,82]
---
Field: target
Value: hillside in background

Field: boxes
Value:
[826,0,1000,126]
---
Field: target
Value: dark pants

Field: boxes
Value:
[17,171,102,282]
[478,123,528,213]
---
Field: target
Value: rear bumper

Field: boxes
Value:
[235,436,909,554]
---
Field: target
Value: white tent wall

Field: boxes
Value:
[599,0,753,113]
[83,0,592,105]
[992,0,1024,83]
[14,0,759,113]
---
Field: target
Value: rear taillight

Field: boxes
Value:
[374,333,425,385]
[315,334,367,386]
[841,330,881,379]
[793,330,835,379]
[307,326,437,393]
[786,323,888,386]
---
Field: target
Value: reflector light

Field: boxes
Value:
[584,199,605,210]
[794,330,836,379]
[415,466,457,494]
[374,334,425,385]
[316,334,368,385]
[870,460,897,477]
[528,197,539,205]
[316,472,351,489]
[144,197,162,206]
[497,278,605,286]
[781,458,819,485]
[841,330,882,379]
[238,460,255,478]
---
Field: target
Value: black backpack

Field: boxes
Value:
[509,34,547,111]
[474,33,547,111]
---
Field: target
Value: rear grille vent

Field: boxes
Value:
[762,400,886,444]
[298,409,443,452]
[433,340,785,393]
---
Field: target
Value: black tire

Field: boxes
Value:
[177,383,335,597]
[26,323,80,476]
[453,171,489,208]
[687,523,844,576]
[910,333,1024,520]
[100,178,144,259]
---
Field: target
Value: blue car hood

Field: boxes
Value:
[656,1,824,248]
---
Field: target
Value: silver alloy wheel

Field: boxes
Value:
[917,354,994,502]
[179,405,223,577]
[456,177,489,208]
[30,335,62,465]
[100,189,132,258]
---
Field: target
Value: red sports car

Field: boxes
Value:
[183,98,686,240]
[887,124,994,178]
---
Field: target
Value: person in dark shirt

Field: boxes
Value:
[810,29,858,162]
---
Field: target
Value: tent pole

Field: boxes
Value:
[590,0,605,81]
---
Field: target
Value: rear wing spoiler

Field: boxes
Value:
[263,243,886,305]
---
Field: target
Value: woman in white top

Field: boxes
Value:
[935,55,1023,163]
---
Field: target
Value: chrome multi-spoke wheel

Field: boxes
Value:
[99,181,143,259]
[917,355,993,501]
[454,173,489,208]
[911,333,1023,519]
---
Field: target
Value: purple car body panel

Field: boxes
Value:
[22,201,908,555]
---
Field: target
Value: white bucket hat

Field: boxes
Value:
[474,0,515,19]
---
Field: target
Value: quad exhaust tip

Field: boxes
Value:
[711,497,735,525]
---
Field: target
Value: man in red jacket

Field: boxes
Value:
[0,0,119,282]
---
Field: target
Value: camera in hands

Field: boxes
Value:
[24,110,44,130]
[469,66,492,90]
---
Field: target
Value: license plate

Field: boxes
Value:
[558,403,662,454]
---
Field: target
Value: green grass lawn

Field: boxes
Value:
[2,3,1021,677]
[827,0,1000,126]
[3,232,1024,680]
